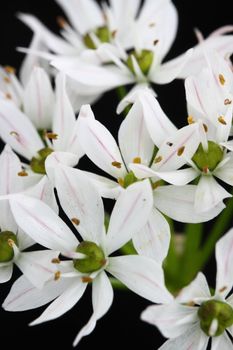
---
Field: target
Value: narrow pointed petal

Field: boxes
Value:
[0,101,44,160]
[3,275,74,311]
[30,279,87,325]
[55,165,105,245]
[177,273,211,304]
[107,255,173,303]
[0,264,13,283]
[214,155,233,186]
[154,185,225,223]
[73,271,113,346]
[133,208,170,263]
[106,180,153,255]
[129,163,160,180]
[118,99,154,166]
[15,250,59,289]
[10,194,78,253]
[78,109,127,179]
[23,67,54,130]
[138,90,177,148]
[141,303,198,338]
[211,332,233,350]
[215,228,233,296]
[195,176,231,213]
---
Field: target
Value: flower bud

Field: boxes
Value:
[73,241,106,273]
[192,141,223,172]
[83,26,111,50]
[126,50,154,76]
[198,299,233,337]
[30,147,53,174]
[0,231,18,262]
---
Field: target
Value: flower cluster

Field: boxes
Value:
[1,0,233,349]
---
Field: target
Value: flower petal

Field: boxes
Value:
[0,264,13,283]
[10,194,78,254]
[211,332,233,350]
[0,101,44,160]
[106,180,153,255]
[176,273,211,304]
[154,185,225,223]
[107,255,172,303]
[133,207,170,263]
[30,279,87,325]
[195,176,231,213]
[54,165,105,245]
[214,154,233,186]
[73,271,113,346]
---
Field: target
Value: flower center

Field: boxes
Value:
[73,241,106,273]
[0,231,18,263]
[198,300,233,337]
[30,147,54,174]
[192,141,224,172]
[126,50,154,76]
[83,26,111,50]
[118,171,139,189]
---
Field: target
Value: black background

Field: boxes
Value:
[0,1,232,349]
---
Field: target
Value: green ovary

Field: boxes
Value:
[73,241,106,273]
[192,141,224,172]
[0,231,18,262]
[198,299,233,337]
[30,147,53,174]
[126,50,154,76]
[83,26,111,49]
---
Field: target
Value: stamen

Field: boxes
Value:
[111,30,117,38]
[218,116,227,125]
[177,146,185,156]
[51,258,61,264]
[208,319,218,336]
[18,170,28,177]
[133,157,141,164]
[45,132,58,140]
[4,76,11,83]
[203,124,208,132]
[219,286,227,293]
[112,161,122,168]
[149,22,156,27]
[5,93,12,100]
[154,156,162,164]
[117,178,124,187]
[187,116,195,124]
[7,239,15,248]
[71,218,80,226]
[10,131,19,137]
[4,66,16,74]
[224,98,232,105]
[152,181,161,190]
[219,74,226,85]
[54,271,61,281]
[202,166,209,174]
[153,39,159,46]
[82,276,93,283]
[56,16,68,29]
[166,142,173,147]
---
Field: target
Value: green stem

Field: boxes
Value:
[110,278,128,291]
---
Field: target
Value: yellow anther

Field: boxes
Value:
[82,276,93,283]
[111,30,117,38]
[202,166,209,174]
[203,124,208,133]
[18,170,29,177]
[177,146,185,156]
[187,116,195,124]
[224,98,232,105]
[133,157,141,164]
[4,76,11,83]
[218,116,227,125]
[10,131,19,137]
[56,16,68,29]
[152,181,161,190]
[219,286,227,293]
[5,93,12,100]
[219,74,226,85]
[45,132,58,140]
[7,239,14,247]
[54,271,61,281]
[154,156,162,164]
[112,161,122,169]
[4,66,16,74]
[71,218,80,226]
[51,258,61,264]
[117,178,125,187]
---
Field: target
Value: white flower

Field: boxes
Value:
[141,227,233,349]
[4,174,172,346]
[0,71,84,184]
[0,145,58,286]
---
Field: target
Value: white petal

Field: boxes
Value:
[153,124,200,172]
[55,166,105,245]
[195,176,231,213]
[0,101,44,160]
[221,140,233,152]
[118,99,154,166]
[78,109,127,179]
[10,194,78,254]
[107,255,173,303]
[23,67,54,130]
[177,273,211,304]
[3,275,74,311]
[45,151,80,182]
[138,90,177,148]
[154,185,225,223]
[211,332,233,350]
[133,208,170,263]
[214,154,233,186]
[129,163,160,180]
[158,325,208,350]
[0,264,13,283]
[73,271,113,346]
[150,49,193,84]
[215,228,233,296]
[55,0,104,35]
[0,201,17,232]
[106,180,153,255]
[15,250,59,289]
[30,279,87,325]
[141,303,198,338]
